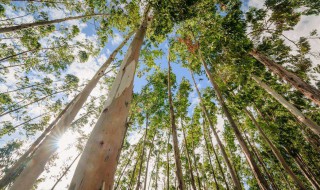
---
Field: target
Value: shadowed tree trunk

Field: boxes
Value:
[167,132,171,190]
[244,108,307,190]
[167,50,186,190]
[190,70,241,190]
[135,115,149,190]
[207,124,230,190]
[252,75,320,136]
[68,10,149,189]
[114,143,140,190]
[181,119,197,190]
[284,148,320,189]
[190,129,202,190]
[250,50,320,107]
[242,132,278,190]
[202,119,219,190]
[5,32,134,190]
[0,13,108,33]
[143,134,155,190]
[198,50,270,190]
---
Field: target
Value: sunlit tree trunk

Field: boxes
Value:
[244,108,307,189]
[198,51,270,190]
[0,14,107,33]
[167,51,186,190]
[6,32,134,190]
[251,75,320,136]
[190,70,241,190]
[181,119,197,190]
[250,50,320,107]
[68,11,149,189]
[155,151,160,189]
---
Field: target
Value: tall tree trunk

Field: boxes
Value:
[143,134,155,190]
[190,71,241,190]
[250,50,320,107]
[207,125,230,190]
[285,148,320,189]
[155,151,160,190]
[242,132,278,190]
[129,151,142,189]
[251,75,320,136]
[202,119,219,190]
[167,51,186,190]
[244,108,307,190]
[5,32,134,190]
[0,14,107,33]
[135,115,149,190]
[167,132,171,190]
[68,11,149,189]
[114,144,139,190]
[190,127,202,190]
[50,152,82,190]
[181,119,197,190]
[198,51,270,190]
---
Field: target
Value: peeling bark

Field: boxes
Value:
[68,11,149,189]
[250,50,320,107]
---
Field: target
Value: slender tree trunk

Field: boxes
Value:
[181,119,197,190]
[190,71,241,190]
[207,126,230,190]
[167,51,186,190]
[250,50,320,107]
[155,151,160,190]
[50,152,81,190]
[114,143,140,190]
[198,52,270,190]
[0,87,76,117]
[242,132,278,190]
[244,108,307,190]
[167,132,171,190]
[68,11,149,189]
[288,150,320,189]
[135,115,149,190]
[202,119,219,190]
[129,151,142,189]
[190,129,202,190]
[5,32,134,190]
[0,14,107,33]
[143,134,155,190]
[251,75,320,136]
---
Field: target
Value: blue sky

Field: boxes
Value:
[1,0,320,189]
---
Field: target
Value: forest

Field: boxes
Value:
[0,0,320,189]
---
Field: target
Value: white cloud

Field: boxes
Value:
[111,33,123,45]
